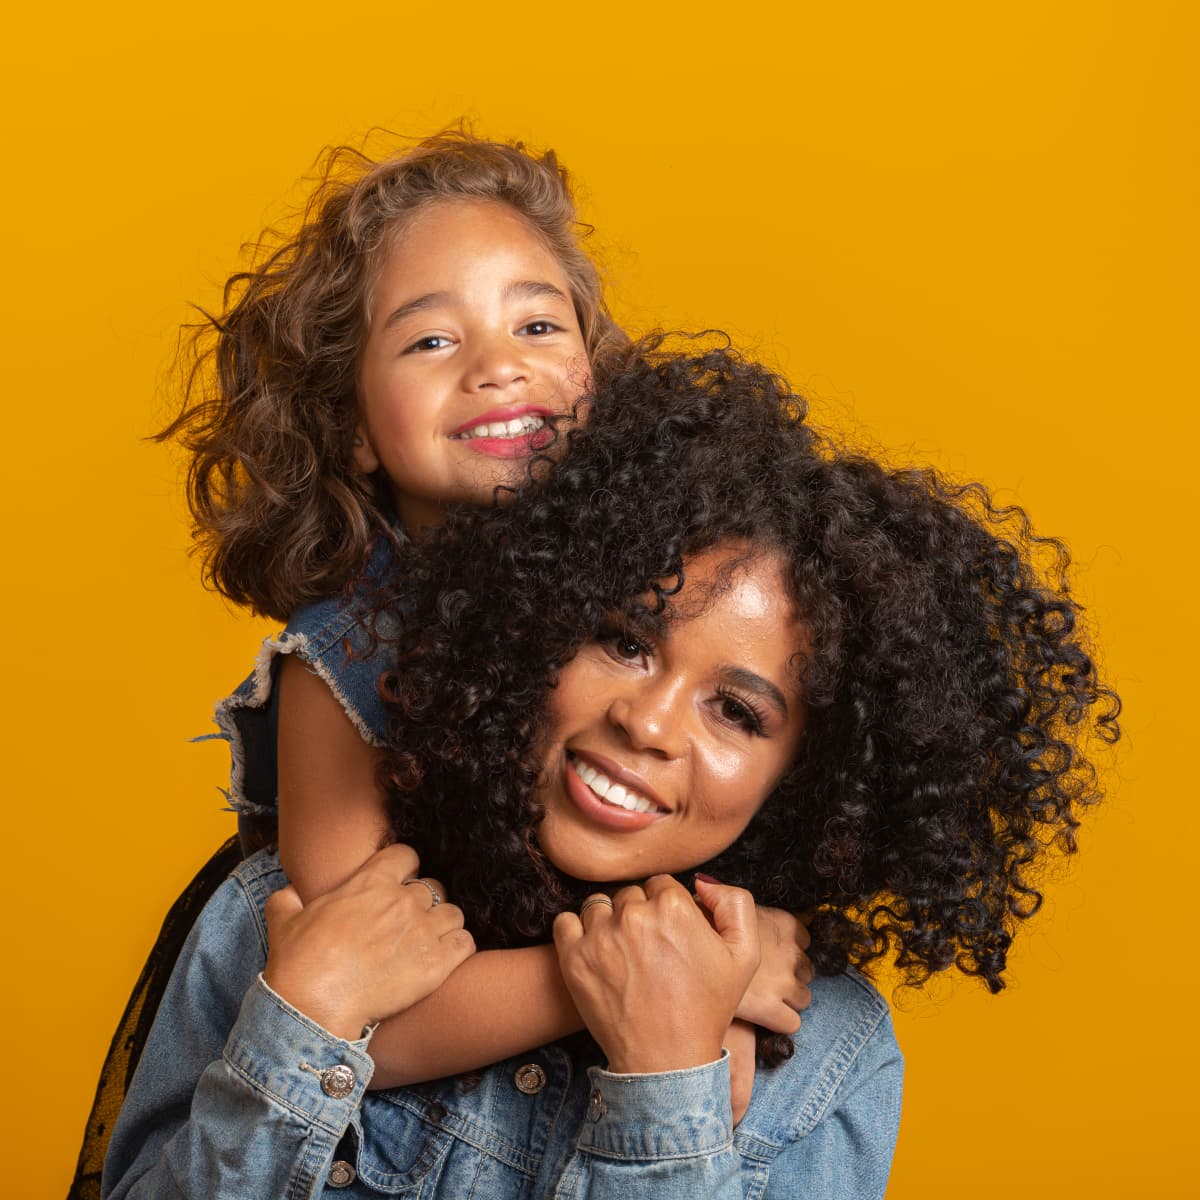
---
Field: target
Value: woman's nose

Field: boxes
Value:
[606,679,688,760]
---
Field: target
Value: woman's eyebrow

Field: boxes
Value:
[719,666,791,718]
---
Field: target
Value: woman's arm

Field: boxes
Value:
[104,846,472,1199]
[550,880,902,1199]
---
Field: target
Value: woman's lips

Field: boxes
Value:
[563,751,666,832]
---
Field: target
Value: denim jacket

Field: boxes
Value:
[104,852,903,1199]
[208,540,401,817]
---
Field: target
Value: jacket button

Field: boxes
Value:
[513,1063,547,1094]
[327,1159,356,1188]
[320,1065,357,1098]
[588,1087,607,1122]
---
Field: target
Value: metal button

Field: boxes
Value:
[327,1159,356,1188]
[514,1062,547,1094]
[320,1064,356,1099]
[588,1087,607,1122]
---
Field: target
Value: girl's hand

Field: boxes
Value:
[552,875,760,1075]
[262,843,476,1040]
[734,905,814,1034]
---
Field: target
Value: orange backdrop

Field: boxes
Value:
[1,2,1193,1194]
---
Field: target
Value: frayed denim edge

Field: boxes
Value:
[205,631,386,817]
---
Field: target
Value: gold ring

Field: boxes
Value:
[403,877,442,907]
[580,894,614,917]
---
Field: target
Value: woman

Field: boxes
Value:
[103,342,1118,1198]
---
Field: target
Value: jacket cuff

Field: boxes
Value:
[577,1052,732,1159]
[221,975,376,1136]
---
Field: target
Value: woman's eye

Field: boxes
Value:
[597,628,649,664]
[611,635,643,660]
[404,335,452,353]
[520,320,560,337]
[717,694,765,736]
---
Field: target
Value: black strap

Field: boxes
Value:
[66,835,245,1200]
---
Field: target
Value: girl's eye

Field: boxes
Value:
[404,335,452,353]
[519,320,561,337]
[715,691,766,736]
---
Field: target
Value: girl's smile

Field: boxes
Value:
[534,545,809,883]
[354,197,590,532]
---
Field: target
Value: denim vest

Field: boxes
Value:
[208,541,401,817]
[104,852,903,1199]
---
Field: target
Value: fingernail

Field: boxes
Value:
[694,872,721,884]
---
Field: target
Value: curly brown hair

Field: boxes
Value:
[382,338,1121,1006]
[160,129,625,620]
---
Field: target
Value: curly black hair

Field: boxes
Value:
[380,335,1120,1002]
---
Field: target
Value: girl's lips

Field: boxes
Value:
[450,405,556,459]
[449,404,552,437]
[458,427,554,459]
[563,754,666,832]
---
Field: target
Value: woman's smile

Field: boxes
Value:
[565,750,667,828]
[534,544,809,882]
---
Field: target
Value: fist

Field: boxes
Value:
[262,844,475,1039]
[553,875,760,1074]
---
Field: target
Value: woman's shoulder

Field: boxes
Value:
[738,971,902,1147]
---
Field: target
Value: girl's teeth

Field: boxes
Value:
[569,754,659,815]
[458,415,545,440]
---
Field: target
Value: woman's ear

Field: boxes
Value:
[352,422,380,474]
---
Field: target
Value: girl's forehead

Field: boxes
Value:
[366,198,575,320]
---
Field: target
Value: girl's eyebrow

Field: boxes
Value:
[719,666,791,719]
[381,291,450,331]
[503,279,571,304]
[381,280,570,333]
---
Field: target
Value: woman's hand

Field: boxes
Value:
[552,875,760,1075]
[724,1018,758,1125]
[734,905,814,1034]
[262,843,476,1040]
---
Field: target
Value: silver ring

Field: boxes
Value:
[403,877,442,907]
[580,894,614,917]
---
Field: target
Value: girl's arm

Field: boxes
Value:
[276,657,586,1081]
[276,655,393,900]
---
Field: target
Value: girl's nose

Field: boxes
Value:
[462,335,529,391]
[606,678,688,760]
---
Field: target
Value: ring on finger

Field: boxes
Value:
[403,877,443,907]
[580,894,614,917]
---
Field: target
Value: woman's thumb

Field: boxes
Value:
[694,876,760,967]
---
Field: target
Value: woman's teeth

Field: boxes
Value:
[569,753,660,815]
[454,415,546,440]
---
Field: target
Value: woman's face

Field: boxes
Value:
[533,545,809,883]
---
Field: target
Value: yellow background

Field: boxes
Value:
[2,2,1193,1194]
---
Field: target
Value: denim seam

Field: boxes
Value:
[218,1050,356,1139]
[575,1139,735,1164]
[788,983,890,1138]
[372,1092,540,1172]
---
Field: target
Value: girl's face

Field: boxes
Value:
[534,545,809,883]
[355,198,590,533]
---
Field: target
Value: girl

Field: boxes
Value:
[163,132,810,1082]
[104,343,1119,1198]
